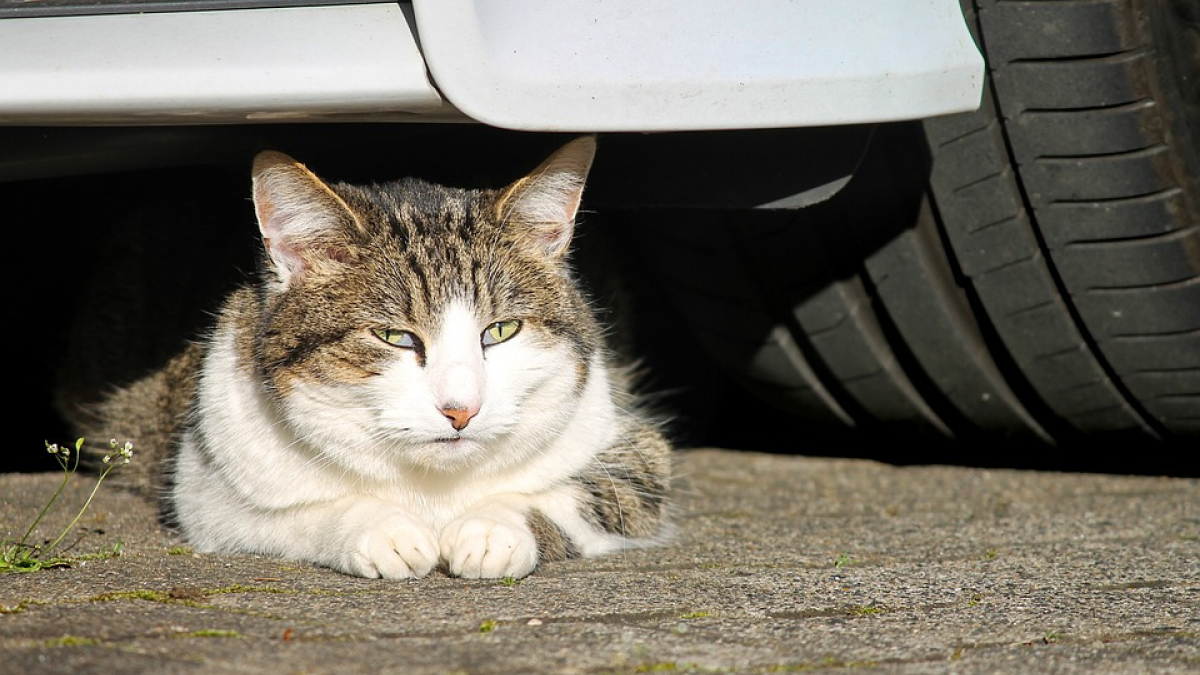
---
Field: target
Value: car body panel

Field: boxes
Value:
[0,3,454,124]
[413,0,985,131]
[0,0,983,128]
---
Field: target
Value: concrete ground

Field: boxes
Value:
[1,448,1197,675]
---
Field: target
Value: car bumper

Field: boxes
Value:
[0,0,983,130]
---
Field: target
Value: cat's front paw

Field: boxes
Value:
[343,507,439,580]
[440,510,538,579]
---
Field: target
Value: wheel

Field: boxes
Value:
[631,0,1198,468]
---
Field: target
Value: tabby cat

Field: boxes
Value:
[66,138,672,579]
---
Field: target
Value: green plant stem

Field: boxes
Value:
[17,453,75,549]
[40,463,115,556]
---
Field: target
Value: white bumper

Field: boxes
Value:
[0,0,982,129]
[414,0,985,131]
[0,4,450,124]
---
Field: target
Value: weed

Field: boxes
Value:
[73,542,126,563]
[499,576,519,587]
[1,439,133,574]
[679,611,712,619]
[478,619,498,634]
[0,601,36,615]
[832,552,857,568]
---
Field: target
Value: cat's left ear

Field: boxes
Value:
[496,136,596,259]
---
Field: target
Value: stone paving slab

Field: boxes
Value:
[1,449,1198,674]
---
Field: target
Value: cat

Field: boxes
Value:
[62,137,672,579]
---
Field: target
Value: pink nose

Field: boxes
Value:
[440,406,476,431]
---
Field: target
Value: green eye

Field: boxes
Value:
[372,328,418,349]
[482,320,521,346]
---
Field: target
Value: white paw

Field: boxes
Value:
[342,507,439,580]
[440,513,539,579]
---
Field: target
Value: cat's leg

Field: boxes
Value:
[438,495,541,579]
[200,496,439,579]
[173,448,440,579]
[184,493,441,579]
[324,498,442,579]
[440,421,671,579]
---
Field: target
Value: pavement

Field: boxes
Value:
[1,448,1197,675]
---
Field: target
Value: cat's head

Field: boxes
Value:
[245,138,606,478]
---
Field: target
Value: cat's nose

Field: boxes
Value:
[440,406,477,431]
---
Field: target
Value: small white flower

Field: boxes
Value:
[102,455,111,464]
[109,439,119,449]
[46,443,60,455]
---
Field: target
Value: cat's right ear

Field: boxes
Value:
[251,151,361,287]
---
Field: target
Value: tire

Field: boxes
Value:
[634,0,1199,464]
[927,0,1200,439]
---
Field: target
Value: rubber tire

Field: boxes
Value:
[633,0,1198,458]
[927,0,1200,439]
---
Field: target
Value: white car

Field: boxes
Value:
[4,0,1196,469]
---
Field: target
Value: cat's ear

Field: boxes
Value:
[251,151,361,286]
[496,136,596,259]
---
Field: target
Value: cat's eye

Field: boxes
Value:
[372,328,419,349]
[482,320,521,346]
